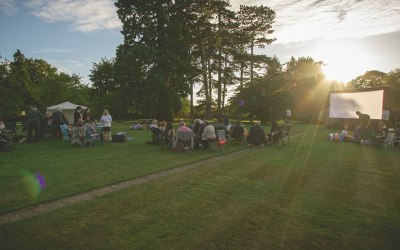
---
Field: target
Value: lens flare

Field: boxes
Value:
[22,171,46,200]
[237,99,245,107]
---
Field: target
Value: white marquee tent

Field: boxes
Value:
[46,101,87,124]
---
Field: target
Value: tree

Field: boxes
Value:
[384,68,400,88]
[114,0,193,120]
[347,70,387,89]
[0,56,23,119]
[237,5,276,83]
[284,56,328,123]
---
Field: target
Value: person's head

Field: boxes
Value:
[356,111,361,116]
[179,121,185,126]
[76,106,82,111]
[57,108,62,112]
[77,118,84,127]
[160,120,167,127]
[204,120,210,126]
[31,105,37,110]
[343,124,349,130]
[85,118,91,124]
[236,120,242,126]
[254,121,261,126]
[103,109,109,116]
[152,119,158,125]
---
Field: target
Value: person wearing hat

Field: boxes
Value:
[25,106,44,142]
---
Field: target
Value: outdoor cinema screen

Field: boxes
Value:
[329,90,384,119]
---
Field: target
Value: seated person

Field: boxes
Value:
[374,120,388,146]
[132,121,144,130]
[200,120,216,149]
[246,121,266,146]
[266,120,282,144]
[175,121,194,151]
[71,119,85,145]
[83,118,97,135]
[339,124,354,142]
[165,122,175,148]
[192,119,205,150]
[230,121,245,142]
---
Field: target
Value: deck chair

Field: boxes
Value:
[215,130,227,150]
[279,124,292,145]
[71,127,85,147]
[60,124,70,145]
[84,128,101,147]
[175,130,194,152]
[383,129,396,148]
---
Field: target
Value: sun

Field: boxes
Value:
[312,41,370,83]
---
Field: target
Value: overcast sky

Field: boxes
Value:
[1,0,399,84]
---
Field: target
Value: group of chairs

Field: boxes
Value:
[60,124,101,147]
[374,128,400,148]
[174,129,228,152]
[229,123,292,146]
[172,123,292,152]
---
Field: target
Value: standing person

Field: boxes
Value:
[50,109,68,139]
[355,111,371,141]
[25,106,44,142]
[73,106,83,125]
[83,108,92,123]
[100,109,112,142]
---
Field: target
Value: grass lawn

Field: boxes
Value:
[1,122,400,249]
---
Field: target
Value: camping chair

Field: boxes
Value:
[175,130,194,152]
[71,127,85,147]
[60,124,70,145]
[84,128,101,147]
[279,124,292,145]
[215,130,227,150]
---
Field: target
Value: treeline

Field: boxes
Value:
[1,0,400,123]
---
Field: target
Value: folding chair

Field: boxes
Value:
[216,130,227,150]
[60,124,70,145]
[71,127,85,147]
[84,128,101,147]
[279,124,292,145]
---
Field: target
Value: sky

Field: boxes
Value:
[1,0,399,85]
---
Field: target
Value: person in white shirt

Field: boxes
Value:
[100,109,112,142]
[201,120,216,149]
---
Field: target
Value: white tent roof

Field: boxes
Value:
[46,102,87,124]
[46,101,87,111]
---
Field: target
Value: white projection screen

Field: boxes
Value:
[329,90,384,119]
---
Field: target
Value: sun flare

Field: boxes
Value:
[312,41,370,83]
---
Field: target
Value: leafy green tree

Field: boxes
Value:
[0,56,24,119]
[114,0,193,120]
[284,56,328,123]
[384,68,400,88]
[347,70,387,89]
[237,5,276,83]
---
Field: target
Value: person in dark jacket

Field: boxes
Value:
[246,121,266,146]
[25,106,44,142]
[50,109,68,139]
[73,106,83,125]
